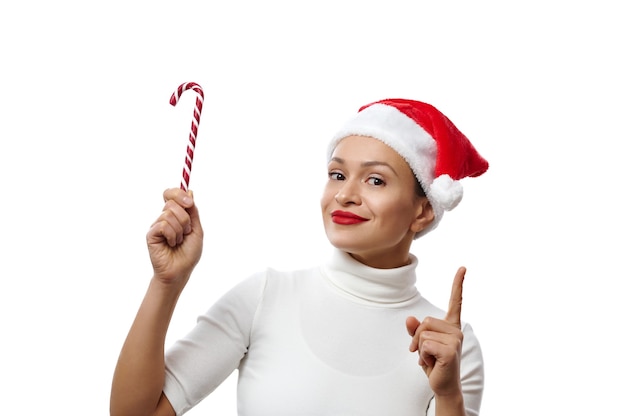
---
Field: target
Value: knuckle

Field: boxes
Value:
[422,316,435,326]
[163,199,179,212]
[420,339,433,352]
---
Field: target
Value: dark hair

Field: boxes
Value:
[414,177,426,198]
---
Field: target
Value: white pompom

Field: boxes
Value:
[429,174,463,211]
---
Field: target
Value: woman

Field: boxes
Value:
[110,98,489,416]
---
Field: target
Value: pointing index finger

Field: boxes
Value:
[445,266,466,327]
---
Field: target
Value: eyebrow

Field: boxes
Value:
[330,157,399,175]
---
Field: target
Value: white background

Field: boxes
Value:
[1,1,624,414]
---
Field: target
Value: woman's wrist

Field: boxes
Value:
[433,390,466,416]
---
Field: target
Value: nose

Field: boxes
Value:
[335,179,361,206]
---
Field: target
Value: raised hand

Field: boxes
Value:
[406,267,466,396]
[146,188,204,288]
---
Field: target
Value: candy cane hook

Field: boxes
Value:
[170,82,204,192]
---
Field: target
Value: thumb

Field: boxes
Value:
[406,316,420,336]
[186,190,203,234]
[406,316,421,353]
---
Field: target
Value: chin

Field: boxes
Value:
[323,222,384,255]
[325,233,367,254]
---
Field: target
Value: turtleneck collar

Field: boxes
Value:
[321,248,419,305]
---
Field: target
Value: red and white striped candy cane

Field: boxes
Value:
[169,82,204,192]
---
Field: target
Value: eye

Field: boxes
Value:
[329,171,346,181]
[366,176,385,186]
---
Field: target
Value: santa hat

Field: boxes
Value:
[328,98,489,238]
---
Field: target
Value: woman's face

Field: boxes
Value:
[320,135,433,269]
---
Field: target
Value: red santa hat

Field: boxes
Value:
[328,98,489,238]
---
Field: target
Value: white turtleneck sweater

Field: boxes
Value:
[163,250,484,415]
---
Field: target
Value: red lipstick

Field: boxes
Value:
[331,210,368,225]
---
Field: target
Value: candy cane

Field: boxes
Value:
[170,82,204,192]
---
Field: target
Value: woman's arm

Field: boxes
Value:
[406,267,470,416]
[110,188,203,416]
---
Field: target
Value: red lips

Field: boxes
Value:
[331,210,368,225]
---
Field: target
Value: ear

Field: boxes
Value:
[410,198,435,234]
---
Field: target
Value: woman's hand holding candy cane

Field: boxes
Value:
[146,188,204,289]
[144,82,206,288]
